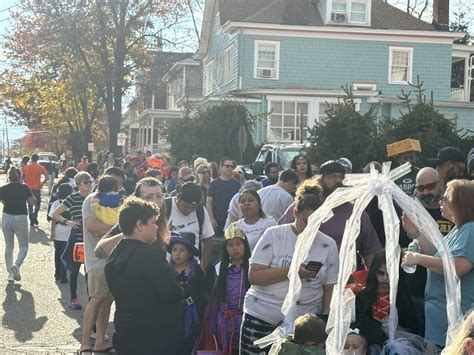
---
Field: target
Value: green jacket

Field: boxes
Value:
[273,337,325,355]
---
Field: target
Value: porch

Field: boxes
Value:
[451,44,474,102]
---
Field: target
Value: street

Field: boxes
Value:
[0,175,113,354]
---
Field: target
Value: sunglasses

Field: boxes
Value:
[415,181,438,193]
[82,180,93,185]
[200,170,211,175]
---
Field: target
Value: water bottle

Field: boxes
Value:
[403,239,420,274]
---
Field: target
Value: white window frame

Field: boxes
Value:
[223,45,234,84]
[331,0,347,23]
[350,1,367,23]
[328,0,370,25]
[254,40,280,80]
[205,60,214,95]
[268,100,309,142]
[388,46,413,85]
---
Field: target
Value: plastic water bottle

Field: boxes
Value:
[403,239,420,274]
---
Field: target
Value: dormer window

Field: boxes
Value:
[328,0,370,25]
[331,1,347,22]
[350,2,367,22]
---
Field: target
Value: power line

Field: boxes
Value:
[0,2,19,13]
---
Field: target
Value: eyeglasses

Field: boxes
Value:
[415,181,439,193]
[223,164,234,169]
[82,180,93,185]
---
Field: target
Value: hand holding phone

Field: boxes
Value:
[305,261,323,275]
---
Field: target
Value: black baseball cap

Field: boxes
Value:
[428,147,465,167]
[319,160,346,176]
[178,182,202,205]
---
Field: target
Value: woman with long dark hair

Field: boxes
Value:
[234,189,276,250]
[290,155,312,183]
[354,250,418,347]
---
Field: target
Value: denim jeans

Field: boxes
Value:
[2,213,29,273]
[28,189,41,219]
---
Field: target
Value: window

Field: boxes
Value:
[223,46,234,84]
[255,41,280,80]
[269,101,308,141]
[350,2,367,22]
[205,61,214,95]
[331,1,347,22]
[389,47,413,84]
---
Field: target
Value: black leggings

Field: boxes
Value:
[69,263,80,300]
[240,313,277,355]
[53,240,67,279]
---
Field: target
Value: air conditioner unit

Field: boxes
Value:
[260,69,274,78]
[331,12,346,22]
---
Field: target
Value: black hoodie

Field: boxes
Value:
[105,238,184,348]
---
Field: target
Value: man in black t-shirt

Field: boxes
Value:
[206,157,240,264]
[402,167,454,337]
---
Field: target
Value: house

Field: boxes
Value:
[121,51,201,153]
[198,0,474,144]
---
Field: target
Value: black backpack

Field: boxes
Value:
[164,197,205,239]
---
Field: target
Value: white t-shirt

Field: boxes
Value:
[49,200,72,242]
[224,192,241,229]
[168,197,214,251]
[258,185,294,221]
[244,224,339,325]
[234,217,277,251]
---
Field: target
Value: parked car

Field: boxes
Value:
[249,142,308,176]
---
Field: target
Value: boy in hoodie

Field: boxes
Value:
[104,197,184,355]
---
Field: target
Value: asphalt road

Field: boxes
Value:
[0,175,114,354]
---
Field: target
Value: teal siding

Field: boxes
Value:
[203,13,239,96]
[240,36,452,101]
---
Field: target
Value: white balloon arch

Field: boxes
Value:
[256,162,463,353]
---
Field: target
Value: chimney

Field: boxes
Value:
[432,0,449,31]
[283,0,309,25]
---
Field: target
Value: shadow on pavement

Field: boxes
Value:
[29,227,50,245]
[2,283,48,342]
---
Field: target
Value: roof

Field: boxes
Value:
[217,0,435,31]
[137,51,194,92]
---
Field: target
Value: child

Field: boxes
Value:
[90,176,121,226]
[196,223,251,355]
[48,183,73,283]
[270,314,327,355]
[354,250,418,347]
[344,329,368,355]
[167,232,207,355]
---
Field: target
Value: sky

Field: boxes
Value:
[0,0,25,143]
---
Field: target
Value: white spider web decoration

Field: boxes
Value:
[256,162,463,354]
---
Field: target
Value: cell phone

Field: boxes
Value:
[305,261,323,274]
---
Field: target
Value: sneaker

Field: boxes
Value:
[7,273,14,282]
[69,297,82,310]
[11,265,21,282]
[34,216,39,225]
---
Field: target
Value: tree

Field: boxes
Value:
[166,101,258,162]
[306,88,384,170]
[380,78,470,166]
[5,0,188,153]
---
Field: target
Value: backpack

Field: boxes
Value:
[165,197,205,239]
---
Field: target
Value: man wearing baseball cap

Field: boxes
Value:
[429,146,465,186]
[166,182,214,271]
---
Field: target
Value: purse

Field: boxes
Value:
[196,334,224,355]
[72,242,85,263]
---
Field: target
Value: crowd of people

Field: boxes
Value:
[0,144,473,355]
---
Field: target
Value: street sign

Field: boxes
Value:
[88,142,95,152]
[117,133,127,146]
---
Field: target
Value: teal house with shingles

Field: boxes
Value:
[197,0,474,144]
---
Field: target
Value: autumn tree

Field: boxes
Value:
[5,0,188,153]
